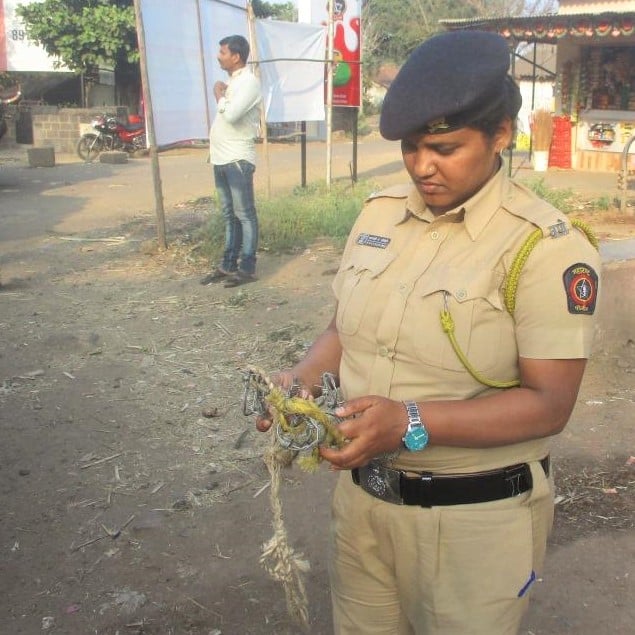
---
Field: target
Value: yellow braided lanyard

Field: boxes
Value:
[440,219,598,389]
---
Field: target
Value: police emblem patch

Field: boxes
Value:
[563,263,598,315]
[356,233,390,248]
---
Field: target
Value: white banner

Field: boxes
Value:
[1,0,67,71]
[140,0,248,146]
[140,0,327,146]
[256,19,325,123]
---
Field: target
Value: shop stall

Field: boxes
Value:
[441,7,635,172]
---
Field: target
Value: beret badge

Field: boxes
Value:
[425,117,452,134]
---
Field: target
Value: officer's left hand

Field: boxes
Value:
[320,396,407,469]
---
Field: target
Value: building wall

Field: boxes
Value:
[3,105,129,153]
[558,0,635,15]
[518,81,555,135]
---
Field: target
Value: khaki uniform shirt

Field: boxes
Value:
[332,166,601,474]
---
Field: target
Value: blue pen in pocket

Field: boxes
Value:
[517,570,537,597]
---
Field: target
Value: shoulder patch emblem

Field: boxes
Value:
[356,233,390,249]
[563,263,598,315]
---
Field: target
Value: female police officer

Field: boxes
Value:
[257,30,600,634]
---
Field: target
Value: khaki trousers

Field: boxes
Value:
[329,460,553,635]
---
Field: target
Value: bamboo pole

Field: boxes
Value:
[195,0,212,134]
[132,0,167,250]
[247,2,271,199]
[325,0,334,190]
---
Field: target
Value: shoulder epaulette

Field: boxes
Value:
[503,181,571,237]
[366,184,411,202]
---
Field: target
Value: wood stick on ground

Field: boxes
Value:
[80,452,123,469]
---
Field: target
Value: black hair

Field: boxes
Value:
[219,35,250,64]
[467,76,522,139]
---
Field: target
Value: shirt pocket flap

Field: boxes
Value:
[339,247,396,278]
[334,248,396,335]
[417,265,504,311]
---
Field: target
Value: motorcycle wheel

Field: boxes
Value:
[129,135,147,157]
[77,134,103,162]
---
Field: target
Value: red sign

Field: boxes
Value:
[331,0,361,107]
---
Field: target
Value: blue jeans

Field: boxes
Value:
[213,160,258,275]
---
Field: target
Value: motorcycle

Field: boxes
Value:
[76,113,146,162]
[0,85,23,142]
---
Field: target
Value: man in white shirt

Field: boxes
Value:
[201,35,262,288]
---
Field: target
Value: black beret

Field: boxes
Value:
[380,30,513,140]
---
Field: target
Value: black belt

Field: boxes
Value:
[351,456,549,507]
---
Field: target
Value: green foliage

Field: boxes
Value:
[360,0,554,76]
[257,182,372,252]
[592,195,611,211]
[252,0,296,21]
[361,0,479,73]
[198,181,376,258]
[16,0,138,73]
[523,178,576,213]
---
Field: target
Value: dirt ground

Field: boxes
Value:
[0,142,634,635]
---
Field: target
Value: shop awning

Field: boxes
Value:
[440,12,635,44]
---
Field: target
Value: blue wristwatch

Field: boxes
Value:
[402,401,429,451]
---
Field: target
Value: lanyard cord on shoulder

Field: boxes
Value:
[439,219,599,389]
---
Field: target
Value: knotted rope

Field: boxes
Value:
[244,366,345,630]
[260,439,311,630]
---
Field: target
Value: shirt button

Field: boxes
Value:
[378,346,389,357]
[456,289,467,300]
[430,231,439,240]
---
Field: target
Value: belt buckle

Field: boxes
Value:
[503,463,530,497]
[358,461,403,505]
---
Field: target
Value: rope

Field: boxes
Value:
[260,436,311,631]
[246,365,345,630]
[440,309,520,388]
[441,219,599,389]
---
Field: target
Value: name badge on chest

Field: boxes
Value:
[356,233,391,249]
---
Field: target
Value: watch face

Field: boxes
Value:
[404,426,428,451]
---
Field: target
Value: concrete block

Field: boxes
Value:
[99,151,128,164]
[27,147,56,168]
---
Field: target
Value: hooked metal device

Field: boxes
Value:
[242,369,343,452]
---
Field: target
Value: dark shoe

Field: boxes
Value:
[223,271,257,288]
[200,268,233,285]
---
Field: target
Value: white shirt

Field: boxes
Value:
[209,66,262,166]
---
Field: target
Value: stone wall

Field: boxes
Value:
[4,105,128,154]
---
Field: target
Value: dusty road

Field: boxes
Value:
[0,140,634,634]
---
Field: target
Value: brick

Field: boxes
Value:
[27,147,56,168]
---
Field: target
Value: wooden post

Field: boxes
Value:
[132,0,167,250]
[325,0,334,189]
[351,108,358,183]
[247,2,271,198]
[301,121,307,188]
[196,0,212,134]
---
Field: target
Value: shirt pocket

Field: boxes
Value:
[411,266,509,373]
[334,249,396,336]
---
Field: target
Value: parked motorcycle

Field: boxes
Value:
[0,85,23,142]
[76,113,146,161]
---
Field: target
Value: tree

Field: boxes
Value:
[362,0,476,73]
[252,0,296,21]
[361,0,559,80]
[16,0,139,108]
